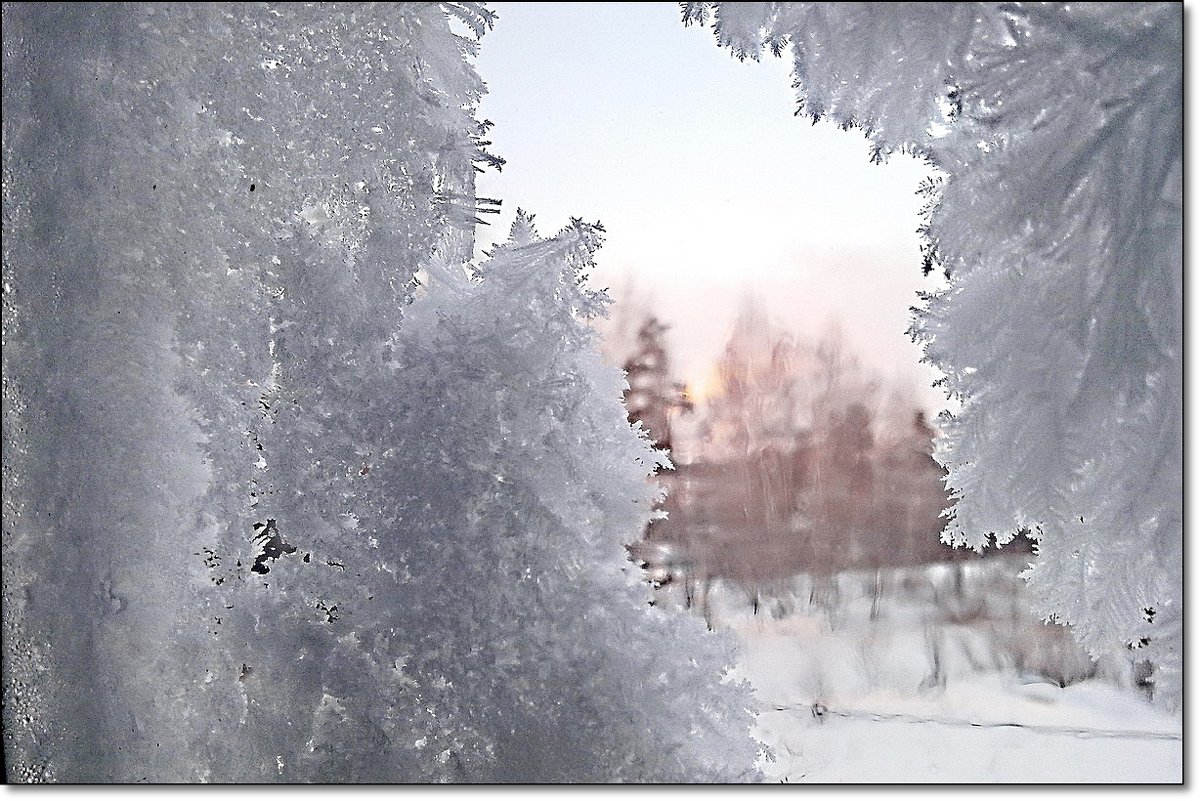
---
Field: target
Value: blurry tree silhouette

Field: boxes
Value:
[874,412,943,566]
[622,316,693,457]
[700,301,801,459]
[812,401,876,573]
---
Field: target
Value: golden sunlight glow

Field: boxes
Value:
[685,365,724,405]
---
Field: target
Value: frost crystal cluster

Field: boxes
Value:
[2,4,759,782]
[683,2,1182,706]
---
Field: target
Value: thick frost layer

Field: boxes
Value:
[2,4,759,782]
[683,2,1182,708]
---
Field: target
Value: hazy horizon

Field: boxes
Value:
[471,1,949,421]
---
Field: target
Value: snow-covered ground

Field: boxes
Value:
[697,560,1183,783]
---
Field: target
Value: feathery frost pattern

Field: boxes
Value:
[2,3,760,781]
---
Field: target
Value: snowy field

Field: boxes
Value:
[696,560,1183,784]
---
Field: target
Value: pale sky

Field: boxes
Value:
[470,1,948,419]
